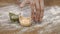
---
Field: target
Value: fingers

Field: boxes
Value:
[35,0,44,22]
[40,10,44,22]
[35,0,40,10]
[39,0,44,10]
[30,0,36,22]
[35,0,40,22]
[20,0,29,8]
[39,0,44,22]
[30,0,40,22]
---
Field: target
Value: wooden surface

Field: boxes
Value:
[0,0,60,34]
[44,0,60,6]
[0,0,60,6]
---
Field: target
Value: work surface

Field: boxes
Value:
[0,4,60,34]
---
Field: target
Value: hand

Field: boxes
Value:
[20,0,44,22]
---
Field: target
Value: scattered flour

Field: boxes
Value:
[0,5,60,34]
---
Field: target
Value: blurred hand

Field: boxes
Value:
[20,0,44,22]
